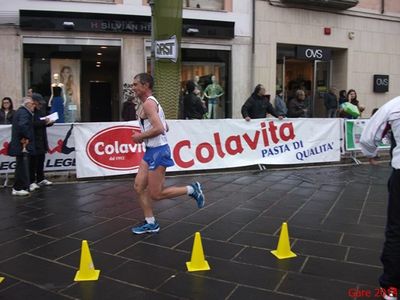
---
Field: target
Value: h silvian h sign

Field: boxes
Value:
[155,35,178,63]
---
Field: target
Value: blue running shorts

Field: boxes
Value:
[143,144,175,171]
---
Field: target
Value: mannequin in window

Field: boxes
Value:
[48,73,66,123]
[203,75,224,119]
[193,75,204,100]
[60,66,77,123]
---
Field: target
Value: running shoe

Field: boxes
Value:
[131,221,160,234]
[190,181,205,208]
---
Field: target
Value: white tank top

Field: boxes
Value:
[139,96,168,148]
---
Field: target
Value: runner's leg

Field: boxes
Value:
[134,160,153,218]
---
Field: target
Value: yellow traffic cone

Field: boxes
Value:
[0,277,4,283]
[270,222,297,259]
[186,232,211,272]
[74,240,100,281]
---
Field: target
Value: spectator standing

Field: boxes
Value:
[360,96,400,300]
[339,89,365,119]
[241,84,283,121]
[8,97,36,196]
[27,88,33,98]
[348,89,365,114]
[193,75,204,100]
[274,90,287,117]
[338,89,347,106]
[0,97,15,124]
[29,93,54,192]
[324,87,338,118]
[287,89,308,118]
[183,80,206,119]
[121,96,137,121]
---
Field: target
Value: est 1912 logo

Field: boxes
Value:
[86,126,144,170]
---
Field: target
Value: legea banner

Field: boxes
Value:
[0,124,76,173]
[74,118,341,178]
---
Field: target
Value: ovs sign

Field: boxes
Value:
[296,46,331,61]
[373,75,389,93]
[86,126,144,170]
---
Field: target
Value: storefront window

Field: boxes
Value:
[46,0,116,3]
[145,45,231,119]
[184,0,224,10]
[181,62,226,119]
[181,48,230,119]
[23,44,121,122]
[276,44,333,117]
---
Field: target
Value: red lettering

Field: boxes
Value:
[260,121,269,147]
[225,135,244,155]
[173,140,194,168]
[196,143,214,163]
[268,121,279,144]
[280,122,295,141]
[242,131,260,149]
[172,121,296,169]
[213,133,225,158]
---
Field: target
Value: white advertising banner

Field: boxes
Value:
[74,121,142,178]
[74,118,341,178]
[0,124,76,174]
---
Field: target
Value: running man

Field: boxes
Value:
[360,96,400,300]
[131,73,205,234]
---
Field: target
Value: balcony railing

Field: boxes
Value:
[280,0,359,10]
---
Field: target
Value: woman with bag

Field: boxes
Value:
[339,89,365,119]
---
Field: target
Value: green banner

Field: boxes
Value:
[153,0,183,119]
[344,119,391,151]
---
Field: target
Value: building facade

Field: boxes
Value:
[0,0,252,121]
[254,0,400,117]
[2,0,399,121]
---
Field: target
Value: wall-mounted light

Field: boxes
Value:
[63,21,75,30]
[348,31,355,40]
[97,52,102,56]
[186,28,199,34]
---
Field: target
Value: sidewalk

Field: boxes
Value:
[0,163,390,300]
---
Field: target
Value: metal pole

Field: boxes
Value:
[251,0,255,88]
[148,0,155,77]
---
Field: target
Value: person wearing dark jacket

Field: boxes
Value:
[183,80,206,119]
[287,89,307,118]
[338,89,347,106]
[121,96,137,121]
[0,97,15,124]
[8,97,36,196]
[241,84,283,121]
[324,87,338,118]
[29,93,54,192]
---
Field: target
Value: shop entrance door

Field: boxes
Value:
[313,60,331,118]
[279,58,331,117]
[283,58,313,115]
[90,82,112,122]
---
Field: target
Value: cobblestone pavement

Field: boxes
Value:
[0,163,391,299]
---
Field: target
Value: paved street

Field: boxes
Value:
[0,163,391,300]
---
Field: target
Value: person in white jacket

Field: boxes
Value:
[360,96,400,300]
